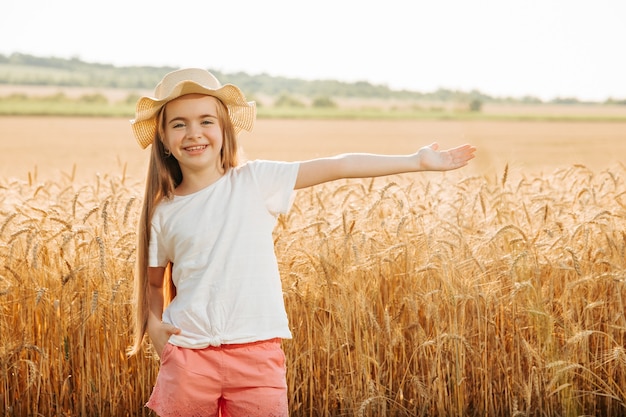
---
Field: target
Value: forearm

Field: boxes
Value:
[295,153,418,189]
[147,283,164,337]
[334,153,419,178]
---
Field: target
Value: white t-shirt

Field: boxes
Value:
[149,160,300,348]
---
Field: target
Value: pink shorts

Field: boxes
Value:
[146,338,288,417]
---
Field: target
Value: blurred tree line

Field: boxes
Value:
[0,53,622,105]
[0,53,516,104]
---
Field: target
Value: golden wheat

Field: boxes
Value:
[1,163,625,416]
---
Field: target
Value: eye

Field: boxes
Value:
[201,119,214,126]
[172,122,185,129]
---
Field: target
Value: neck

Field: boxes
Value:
[176,164,225,196]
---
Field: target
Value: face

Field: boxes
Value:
[162,94,224,178]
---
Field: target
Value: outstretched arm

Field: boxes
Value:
[294,142,476,189]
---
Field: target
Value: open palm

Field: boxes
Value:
[417,142,476,171]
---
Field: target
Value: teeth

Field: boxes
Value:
[186,145,206,151]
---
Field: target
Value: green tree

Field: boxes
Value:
[469,99,483,112]
[312,96,337,108]
[274,94,305,108]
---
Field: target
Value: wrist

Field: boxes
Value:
[411,152,425,172]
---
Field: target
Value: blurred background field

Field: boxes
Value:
[0,115,625,182]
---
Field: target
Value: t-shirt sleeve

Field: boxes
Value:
[249,160,300,216]
[148,216,169,267]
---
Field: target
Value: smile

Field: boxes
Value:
[184,145,208,152]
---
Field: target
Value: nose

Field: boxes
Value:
[186,122,202,139]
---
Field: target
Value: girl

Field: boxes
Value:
[128,68,476,417]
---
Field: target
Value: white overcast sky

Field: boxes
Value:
[1,0,625,101]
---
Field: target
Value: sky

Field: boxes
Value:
[1,0,625,102]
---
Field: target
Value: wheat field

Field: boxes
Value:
[1,117,625,416]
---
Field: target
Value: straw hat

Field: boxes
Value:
[130,68,256,149]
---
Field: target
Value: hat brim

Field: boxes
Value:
[130,80,256,149]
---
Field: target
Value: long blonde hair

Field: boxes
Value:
[128,97,240,355]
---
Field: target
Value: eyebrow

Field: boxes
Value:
[167,114,218,124]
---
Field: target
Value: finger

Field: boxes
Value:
[452,145,476,158]
[451,144,474,153]
[164,323,182,335]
